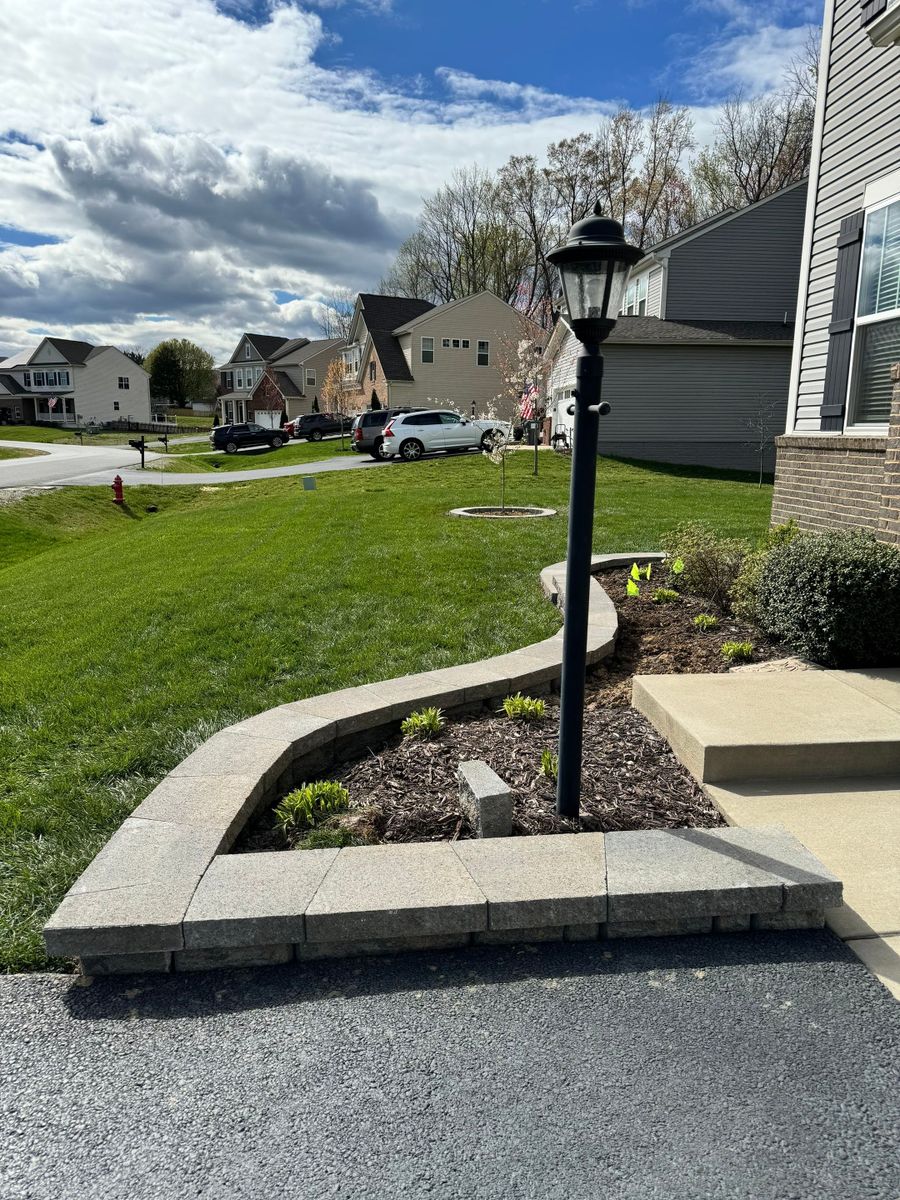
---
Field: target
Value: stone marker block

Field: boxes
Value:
[297,934,471,960]
[453,833,607,930]
[457,760,514,838]
[606,827,785,923]
[752,910,826,931]
[305,843,487,942]
[174,943,293,972]
[183,849,340,948]
[79,951,172,976]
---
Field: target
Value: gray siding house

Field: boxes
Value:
[772,0,900,545]
[546,181,807,474]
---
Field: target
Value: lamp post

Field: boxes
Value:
[546,204,643,820]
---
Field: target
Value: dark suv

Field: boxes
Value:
[209,423,286,454]
[289,412,353,441]
[351,408,414,459]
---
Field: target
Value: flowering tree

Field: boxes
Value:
[491,318,550,476]
[320,354,348,448]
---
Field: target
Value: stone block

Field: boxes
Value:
[131,775,263,847]
[364,672,467,720]
[183,849,340,948]
[487,650,560,693]
[564,923,603,942]
[290,685,397,735]
[473,926,565,944]
[296,934,471,959]
[79,951,172,976]
[429,660,512,705]
[713,915,752,933]
[605,827,785,923]
[607,917,714,939]
[305,843,487,942]
[227,706,335,754]
[457,760,513,838]
[453,833,607,930]
[715,824,843,912]
[170,730,294,791]
[174,943,293,971]
[752,910,826,931]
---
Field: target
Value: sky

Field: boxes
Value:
[0,0,820,362]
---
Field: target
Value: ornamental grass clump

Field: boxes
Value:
[721,640,754,664]
[275,781,350,845]
[539,749,559,780]
[401,706,445,740]
[503,693,546,721]
[693,613,719,631]
[652,587,680,604]
[755,531,900,667]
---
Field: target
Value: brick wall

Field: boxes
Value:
[880,364,900,547]
[772,361,900,544]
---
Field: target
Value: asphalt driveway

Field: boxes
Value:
[2,931,897,1199]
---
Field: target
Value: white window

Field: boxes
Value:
[442,338,450,348]
[477,340,489,367]
[23,372,30,387]
[622,274,648,316]
[59,370,69,386]
[452,338,460,349]
[244,344,252,359]
[236,370,244,389]
[421,336,434,364]
[33,371,45,386]
[849,194,900,426]
[118,377,130,390]
[305,368,316,387]
[461,339,470,349]
[44,371,56,386]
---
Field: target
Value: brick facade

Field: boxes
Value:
[343,344,390,413]
[771,362,900,546]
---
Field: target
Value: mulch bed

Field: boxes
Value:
[237,566,783,852]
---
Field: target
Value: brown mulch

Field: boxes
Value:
[238,567,783,852]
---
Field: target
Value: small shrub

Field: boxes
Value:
[755,531,900,667]
[275,781,349,842]
[295,826,353,851]
[693,613,719,632]
[401,706,445,740]
[652,587,680,604]
[630,562,652,581]
[721,640,754,663]
[730,521,798,621]
[539,749,558,780]
[660,522,750,611]
[503,693,546,721]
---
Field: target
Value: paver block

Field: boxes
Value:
[44,885,194,956]
[365,672,471,720]
[752,910,825,931]
[474,926,565,944]
[457,760,513,838]
[453,833,607,930]
[606,827,786,922]
[296,934,471,959]
[487,650,560,693]
[79,952,172,976]
[183,849,339,948]
[305,843,487,942]
[713,915,752,933]
[565,923,603,941]
[715,824,843,912]
[64,819,224,897]
[131,775,264,846]
[227,706,335,753]
[430,660,512,704]
[170,730,294,790]
[290,685,397,735]
[607,917,714,938]
[174,943,293,971]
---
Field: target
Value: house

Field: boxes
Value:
[0,338,151,426]
[771,0,900,545]
[341,291,542,420]
[216,333,345,426]
[545,181,808,474]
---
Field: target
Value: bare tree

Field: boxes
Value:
[317,287,356,340]
[786,25,822,105]
[319,354,348,447]
[744,392,783,486]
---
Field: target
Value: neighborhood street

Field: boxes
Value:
[2,933,898,1200]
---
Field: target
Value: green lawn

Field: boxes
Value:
[0,454,773,971]
[154,438,355,471]
[0,447,44,462]
[0,425,133,447]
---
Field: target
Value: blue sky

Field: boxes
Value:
[0,0,820,358]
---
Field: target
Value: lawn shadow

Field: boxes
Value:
[61,929,855,1025]
[602,455,773,487]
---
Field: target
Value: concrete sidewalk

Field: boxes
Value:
[633,668,900,998]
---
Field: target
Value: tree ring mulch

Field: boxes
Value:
[448,505,557,518]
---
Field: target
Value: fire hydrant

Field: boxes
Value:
[112,475,124,505]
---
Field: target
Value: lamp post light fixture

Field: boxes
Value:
[546,204,644,820]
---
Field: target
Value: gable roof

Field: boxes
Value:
[269,337,344,365]
[603,315,794,345]
[245,333,291,359]
[269,370,302,398]
[43,337,95,364]
[357,294,436,382]
[0,372,26,394]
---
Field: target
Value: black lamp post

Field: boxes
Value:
[546,204,644,820]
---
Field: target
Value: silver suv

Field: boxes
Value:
[350,408,413,460]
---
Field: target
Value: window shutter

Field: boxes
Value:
[820,211,865,431]
[861,0,888,25]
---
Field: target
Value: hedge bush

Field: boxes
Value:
[659,522,749,611]
[755,532,900,667]
[730,521,798,621]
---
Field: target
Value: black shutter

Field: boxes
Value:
[861,0,888,26]
[820,211,865,431]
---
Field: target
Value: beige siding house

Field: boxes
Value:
[0,337,151,426]
[217,333,345,425]
[342,291,542,420]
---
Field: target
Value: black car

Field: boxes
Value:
[290,412,353,441]
[209,423,286,454]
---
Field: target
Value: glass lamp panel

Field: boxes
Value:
[559,259,632,321]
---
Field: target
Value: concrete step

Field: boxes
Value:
[633,669,900,784]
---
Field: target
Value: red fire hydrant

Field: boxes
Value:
[112,475,124,505]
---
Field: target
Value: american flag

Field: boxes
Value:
[520,381,538,421]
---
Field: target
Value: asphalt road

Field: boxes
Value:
[2,932,898,1200]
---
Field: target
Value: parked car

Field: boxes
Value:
[350,408,415,459]
[209,423,286,454]
[288,412,353,441]
[380,410,506,462]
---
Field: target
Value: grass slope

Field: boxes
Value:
[0,447,44,461]
[0,454,772,970]
[155,438,355,471]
